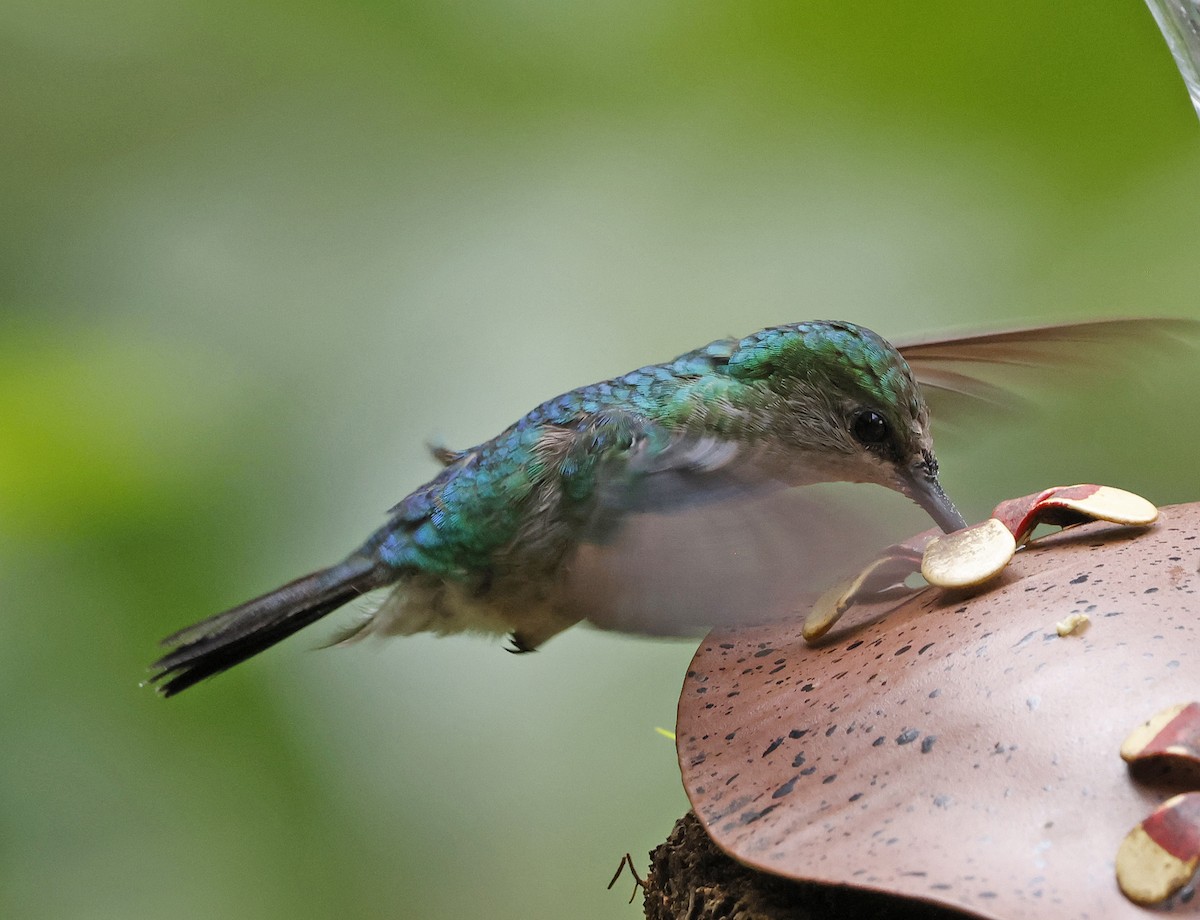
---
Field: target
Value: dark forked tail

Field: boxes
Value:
[150,555,393,697]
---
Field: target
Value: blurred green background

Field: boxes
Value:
[3,2,1199,918]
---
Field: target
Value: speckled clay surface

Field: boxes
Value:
[678,502,1200,919]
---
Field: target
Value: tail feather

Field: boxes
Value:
[151,555,393,697]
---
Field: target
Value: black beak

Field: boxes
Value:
[902,456,966,533]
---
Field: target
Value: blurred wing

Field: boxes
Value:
[896,317,1198,418]
[561,428,929,636]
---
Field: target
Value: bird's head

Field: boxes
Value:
[726,320,966,533]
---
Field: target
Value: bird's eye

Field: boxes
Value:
[851,410,890,447]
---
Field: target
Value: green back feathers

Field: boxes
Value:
[378,320,925,579]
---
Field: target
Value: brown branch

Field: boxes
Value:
[640,812,974,920]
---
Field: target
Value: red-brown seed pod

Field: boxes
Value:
[1117,792,1200,906]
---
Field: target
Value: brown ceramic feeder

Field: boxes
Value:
[677,502,1200,919]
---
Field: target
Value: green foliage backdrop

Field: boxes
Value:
[2,2,1198,918]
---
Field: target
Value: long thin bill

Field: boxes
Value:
[903,462,967,533]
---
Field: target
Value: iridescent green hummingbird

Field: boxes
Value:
[150,318,1186,695]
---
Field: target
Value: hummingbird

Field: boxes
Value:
[150,317,1190,696]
